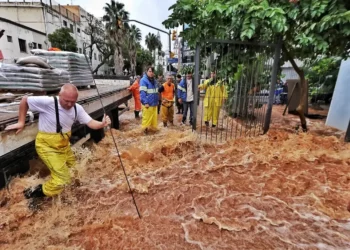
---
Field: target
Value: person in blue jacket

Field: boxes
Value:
[140,66,159,133]
[177,71,195,125]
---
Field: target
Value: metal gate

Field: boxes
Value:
[191,39,282,143]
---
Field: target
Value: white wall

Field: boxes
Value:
[281,67,300,82]
[326,59,350,131]
[0,2,107,75]
[281,59,303,82]
[0,3,46,33]
[0,20,46,63]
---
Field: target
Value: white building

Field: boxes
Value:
[0,16,47,63]
[0,0,108,75]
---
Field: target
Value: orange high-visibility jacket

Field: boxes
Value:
[128,80,141,111]
[160,82,175,101]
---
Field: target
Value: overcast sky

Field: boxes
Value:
[59,0,177,50]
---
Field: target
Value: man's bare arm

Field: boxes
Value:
[5,96,29,134]
[86,114,111,130]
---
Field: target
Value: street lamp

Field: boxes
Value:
[122,19,171,73]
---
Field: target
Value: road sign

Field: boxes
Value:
[168,58,178,64]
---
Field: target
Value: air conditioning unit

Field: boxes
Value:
[28,42,34,48]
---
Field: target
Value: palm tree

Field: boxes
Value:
[103,0,129,75]
[145,32,162,63]
[127,24,142,75]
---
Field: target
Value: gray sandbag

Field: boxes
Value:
[0,63,69,91]
[29,50,94,88]
[0,63,68,76]
[21,63,40,68]
[16,56,52,69]
[0,72,69,80]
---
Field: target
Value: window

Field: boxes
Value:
[98,54,102,62]
[7,36,12,42]
[18,39,27,53]
[70,24,73,33]
[32,42,37,49]
[79,48,82,54]
[77,28,80,33]
[94,53,96,60]
[63,20,67,27]
[38,44,42,49]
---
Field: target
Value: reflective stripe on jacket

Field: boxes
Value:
[140,75,159,106]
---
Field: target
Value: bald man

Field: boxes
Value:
[5,83,111,200]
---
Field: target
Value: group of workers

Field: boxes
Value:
[128,67,228,133]
[4,66,227,208]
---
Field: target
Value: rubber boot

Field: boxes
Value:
[205,121,209,127]
[163,121,167,127]
[23,184,45,199]
[134,111,140,119]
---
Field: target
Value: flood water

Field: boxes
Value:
[1,104,350,249]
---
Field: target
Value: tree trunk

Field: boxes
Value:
[89,46,93,64]
[282,45,308,132]
[114,48,124,75]
[128,47,136,76]
[131,50,136,76]
[154,50,156,66]
[93,55,111,74]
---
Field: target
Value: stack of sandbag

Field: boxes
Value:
[0,56,69,92]
[31,49,93,87]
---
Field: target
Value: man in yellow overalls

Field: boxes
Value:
[5,84,111,202]
[199,71,228,127]
[158,74,175,127]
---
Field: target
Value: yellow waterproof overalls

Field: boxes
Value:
[37,97,76,197]
[199,79,228,126]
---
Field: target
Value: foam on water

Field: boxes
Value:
[1,105,350,249]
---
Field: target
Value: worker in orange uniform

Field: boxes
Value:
[128,75,141,119]
[158,74,175,127]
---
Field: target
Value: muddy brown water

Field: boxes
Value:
[1,103,350,249]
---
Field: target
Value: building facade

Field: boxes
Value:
[0,0,108,75]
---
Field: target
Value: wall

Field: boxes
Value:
[0,2,107,75]
[0,3,46,33]
[326,59,350,131]
[281,59,303,82]
[0,20,46,63]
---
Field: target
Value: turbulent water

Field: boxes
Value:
[1,105,350,250]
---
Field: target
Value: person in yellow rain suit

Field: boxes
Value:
[140,66,159,134]
[158,74,175,127]
[5,84,111,200]
[199,71,228,128]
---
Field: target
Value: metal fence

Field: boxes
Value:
[191,39,282,143]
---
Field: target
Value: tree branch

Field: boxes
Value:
[282,44,304,79]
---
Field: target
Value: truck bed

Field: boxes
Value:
[0,84,128,130]
[0,83,131,157]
